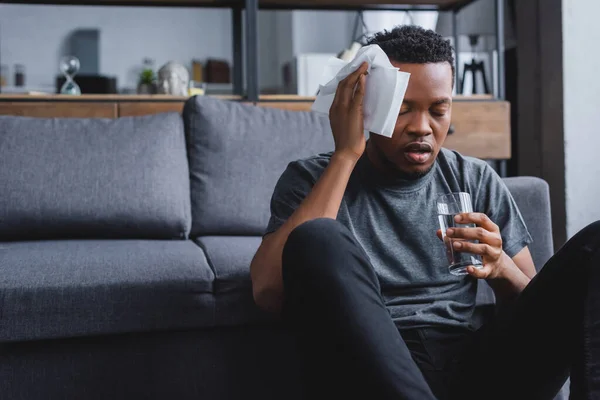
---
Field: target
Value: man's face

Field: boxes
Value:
[368,61,453,179]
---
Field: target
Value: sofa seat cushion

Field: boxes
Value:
[0,240,214,342]
[195,236,272,326]
[0,113,191,241]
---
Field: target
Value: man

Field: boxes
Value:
[250,26,600,399]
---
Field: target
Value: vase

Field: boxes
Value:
[137,83,156,94]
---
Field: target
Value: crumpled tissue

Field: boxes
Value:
[311,44,410,138]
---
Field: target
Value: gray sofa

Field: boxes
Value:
[0,96,563,399]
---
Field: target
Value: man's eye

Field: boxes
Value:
[431,109,448,117]
[399,108,410,115]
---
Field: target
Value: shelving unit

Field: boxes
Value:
[0,0,511,173]
[0,0,504,101]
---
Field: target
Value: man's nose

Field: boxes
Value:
[406,112,433,137]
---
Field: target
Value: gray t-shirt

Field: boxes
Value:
[266,148,532,330]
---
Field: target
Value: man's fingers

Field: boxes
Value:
[452,241,500,258]
[466,265,490,279]
[351,74,366,109]
[455,212,499,233]
[446,226,502,247]
[346,62,368,81]
[334,62,369,107]
[436,229,443,241]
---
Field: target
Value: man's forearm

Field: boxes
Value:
[251,151,359,312]
[284,151,358,230]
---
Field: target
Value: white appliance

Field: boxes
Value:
[283,53,337,96]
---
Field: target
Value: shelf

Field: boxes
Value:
[257,0,474,11]
[0,0,475,10]
[0,93,493,102]
[0,94,241,102]
[0,95,510,160]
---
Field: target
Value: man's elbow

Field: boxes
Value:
[250,262,283,314]
[252,284,283,314]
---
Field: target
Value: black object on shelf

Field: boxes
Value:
[14,64,25,87]
[55,75,117,94]
[459,35,490,95]
[205,59,232,84]
[460,58,490,94]
[69,29,100,75]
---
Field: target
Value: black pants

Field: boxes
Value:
[281,218,600,400]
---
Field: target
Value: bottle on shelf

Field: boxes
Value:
[14,64,25,87]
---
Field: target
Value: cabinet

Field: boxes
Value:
[0,94,510,160]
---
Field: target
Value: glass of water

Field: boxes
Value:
[437,192,484,276]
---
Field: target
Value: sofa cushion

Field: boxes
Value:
[475,177,554,307]
[503,177,554,268]
[195,236,272,326]
[0,113,191,240]
[0,240,214,342]
[184,96,334,236]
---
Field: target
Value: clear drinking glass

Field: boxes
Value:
[437,192,484,276]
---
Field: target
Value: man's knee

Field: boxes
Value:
[567,220,600,255]
[287,218,345,248]
[282,218,353,283]
[583,220,600,237]
[554,220,600,273]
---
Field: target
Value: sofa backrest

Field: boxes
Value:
[183,96,334,236]
[503,176,554,269]
[476,176,553,306]
[0,113,191,240]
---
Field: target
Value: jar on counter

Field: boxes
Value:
[14,64,25,87]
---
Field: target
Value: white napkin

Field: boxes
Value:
[311,44,410,138]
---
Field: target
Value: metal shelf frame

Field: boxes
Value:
[0,0,504,102]
[0,0,504,103]
[240,0,504,104]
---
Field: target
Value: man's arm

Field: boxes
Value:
[250,63,369,314]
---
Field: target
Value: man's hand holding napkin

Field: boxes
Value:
[312,44,411,138]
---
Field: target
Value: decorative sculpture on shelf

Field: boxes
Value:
[60,56,81,95]
[157,61,190,96]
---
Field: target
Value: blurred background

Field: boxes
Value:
[0,1,508,96]
[0,0,598,247]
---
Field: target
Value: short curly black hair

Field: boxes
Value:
[367,25,455,81]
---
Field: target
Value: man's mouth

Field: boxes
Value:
[403,142,433,165]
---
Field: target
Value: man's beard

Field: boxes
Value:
[383,156,435,180]
[374,145,435,180]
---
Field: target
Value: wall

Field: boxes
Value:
[562,0,600,237]
[0,4,232,92]
[265,10,354,91]
[0,5,357,93]
[291,10,354,55]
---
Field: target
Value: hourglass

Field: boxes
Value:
[60,56,81,95]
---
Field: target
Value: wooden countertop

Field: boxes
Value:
[0,94,236,102]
